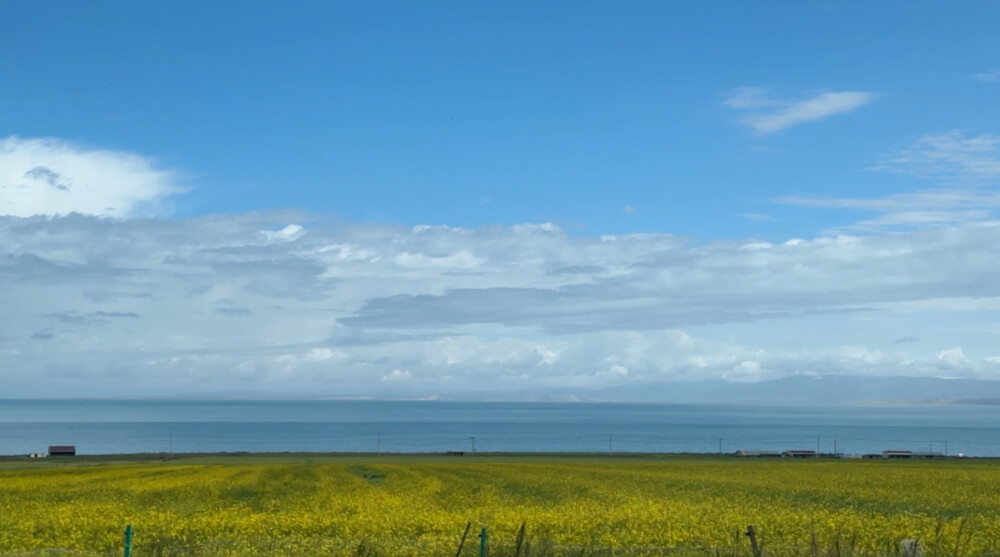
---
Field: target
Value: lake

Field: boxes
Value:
[1,399,998,456]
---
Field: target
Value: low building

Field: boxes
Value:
[783,450,816,458]
[735,450,781,457]
[883,450,912,459]
[48,445,76,457]
[912,451,945,459]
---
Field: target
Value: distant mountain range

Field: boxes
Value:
[586,375,1000,405]
[421,375,1000,405]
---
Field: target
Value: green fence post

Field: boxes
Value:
[123,525,133,557]
[478,527,488,557]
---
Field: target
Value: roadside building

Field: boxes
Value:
[48,445,76,457]
[783,450,817,458]
[735,450,781,457]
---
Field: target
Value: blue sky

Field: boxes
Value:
[2,2,1000,397]
[3,1,996,235]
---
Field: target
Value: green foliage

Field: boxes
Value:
[0,456,999,556]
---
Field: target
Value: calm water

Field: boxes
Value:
[1,400,998,456]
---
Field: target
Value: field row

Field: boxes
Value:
[1,455,999,556]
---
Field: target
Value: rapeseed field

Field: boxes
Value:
[1,455,998,556]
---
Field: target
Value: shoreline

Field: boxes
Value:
[2,450,995,464]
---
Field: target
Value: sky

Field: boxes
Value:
[1,1,1000,398]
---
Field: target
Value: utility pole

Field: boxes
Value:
[470,436,476,454]
[169,434,173,456]
[834,439,838,455]
[719,438,723,455]
[377,433,381,456]
[931,440,949,456]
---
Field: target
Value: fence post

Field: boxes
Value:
[123,525,133,557]
[745,525,760,557]
[479,527,489,557]
[455,522,471,557]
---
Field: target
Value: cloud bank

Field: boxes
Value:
[3,213,1000,397]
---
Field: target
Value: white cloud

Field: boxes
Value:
[381,369,412,382]
[874,131,1000,183]
[261,224,306,242]
[973,69,1000,83]
[776,190,1000,231]
[843,210,991,231]
[778,190,1000,211]
[722,87,780,109]
[778,131,1000,232]
[730,360,762,381]
[305,348,343,362]
[393,250,483,270]
[0,136,183,218]
[725,88,875,133]
[5,213,1000,396]
[937,347,966,367]
[739,213,774,222]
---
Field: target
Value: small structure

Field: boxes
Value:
[783,449,816,458]
[735,450,781,457]
[912,451,945,459]
[48,445,76,457]
[28,452,46,458]
[883,450,912,459]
